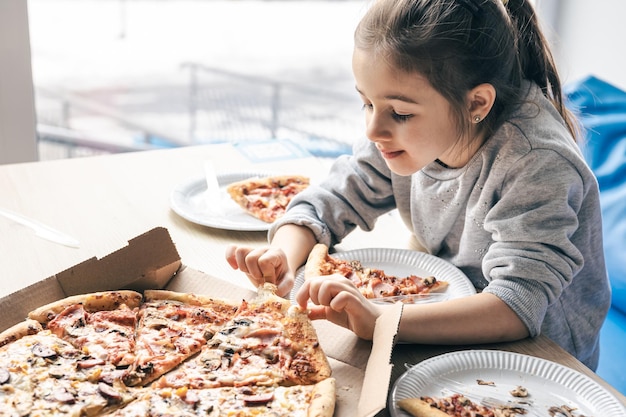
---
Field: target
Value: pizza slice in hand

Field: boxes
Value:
[305,243,449,300]
[226,174,310,223]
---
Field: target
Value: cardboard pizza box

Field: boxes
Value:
[0,226,401,417]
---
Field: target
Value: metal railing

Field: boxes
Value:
[35,64,361,160]
[181,62,362,149]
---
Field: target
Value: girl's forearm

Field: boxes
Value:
[270,224,317,274]
[398,292,529,345]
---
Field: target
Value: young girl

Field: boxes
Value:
[225,0,611,370]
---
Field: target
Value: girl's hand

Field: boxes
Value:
[225,244,294,297]
[295,275,380,340]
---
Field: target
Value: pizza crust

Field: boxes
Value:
[397,397,450,417]
[308,377,337,417]
[0,319,43,348]
[304,243,332,279]
[253,282,290,312]
[143,289,238,308]
[27,290,143,324]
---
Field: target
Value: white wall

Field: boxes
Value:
[0,0,38,164]
[538,0,626,90]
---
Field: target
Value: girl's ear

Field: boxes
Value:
[467,83,496,122]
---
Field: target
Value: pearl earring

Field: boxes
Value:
[473,115,482,123]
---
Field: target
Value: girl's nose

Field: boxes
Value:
[365,111,391,142]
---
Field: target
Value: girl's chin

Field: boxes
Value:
[385,160,421,177]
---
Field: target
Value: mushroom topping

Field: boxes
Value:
[0,368,10,385]
[98,382,122,402]
[53,388,76,404]
[510,385,528,398]
[32,343,56,358]
[48,367,66,379]
[423,276,438,287]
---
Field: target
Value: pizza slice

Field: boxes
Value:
[397,397,451,417]
[27,290,143,383]
[124,290,239,387]
[398,393,529,417]
[226,174,310,223]
[400,394,494,417]
[0,320,49,414]
[0,322,137,416]
[154,283,332,390]
[305,243,449,300]
[103,378,335,417]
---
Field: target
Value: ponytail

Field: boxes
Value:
[505,0,579,140]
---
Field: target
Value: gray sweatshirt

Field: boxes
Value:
[270,82,611,370]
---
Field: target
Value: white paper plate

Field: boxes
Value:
[170,171,275,231]
[290,248,476,304]
[390,350,626,417]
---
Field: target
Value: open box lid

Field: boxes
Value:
[0,226,400,417]
[0,227,181,334]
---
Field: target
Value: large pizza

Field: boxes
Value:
[0,284,335,416]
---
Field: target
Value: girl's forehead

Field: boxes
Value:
[353,48,432,94]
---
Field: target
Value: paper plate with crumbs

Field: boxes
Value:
[290,247,476,304]
[390,350,626,417]
[170,171,274,231]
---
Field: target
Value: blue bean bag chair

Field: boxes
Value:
[565,75,626,395]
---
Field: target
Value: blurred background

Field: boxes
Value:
[1,0,624,162]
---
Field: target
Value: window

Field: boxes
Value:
[27,0,366,160]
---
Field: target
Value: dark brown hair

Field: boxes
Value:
[354,0,578,144]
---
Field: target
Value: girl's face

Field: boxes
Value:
[352,48,471,176]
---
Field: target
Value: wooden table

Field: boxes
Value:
[0,143,624,413]
[0,143,412,297]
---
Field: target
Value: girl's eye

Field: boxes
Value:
[361,103,413,122]
[392,111,413,122]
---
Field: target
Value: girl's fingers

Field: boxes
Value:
[327,288,356,312]
[306,305,328,321]
[224,244,240,270]
[296,280,313,309]
[296,275,357,309]
[228,246,252,274]
[296,275,378,339]
[225,245,293,293]
[276,273,294,298]
[257,249,286,283]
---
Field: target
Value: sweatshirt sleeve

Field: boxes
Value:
[268,140,397,246]
[481,149,587,336]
